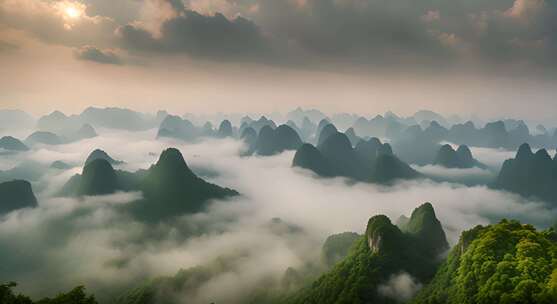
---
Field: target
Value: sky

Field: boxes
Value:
[1,0,557,120]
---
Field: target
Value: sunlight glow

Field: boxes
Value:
[65,6,81,19]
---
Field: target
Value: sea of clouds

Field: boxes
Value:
[1,128,555,303]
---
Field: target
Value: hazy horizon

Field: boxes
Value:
[2,0,557,122]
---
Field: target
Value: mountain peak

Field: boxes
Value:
[319,132,353,155]
[405,202,448,256]
[516,143,533,160]
[292,143,335,177]
[85,149,122,166]
[365,215,403,254]
[0,180,38,214]
[0,136,29,151]
[217,120,233,138]
[317,124,338,147]
[456,145,473,163]
[78,159,118,196]
[156,148,191,169]
[534,148,552,162]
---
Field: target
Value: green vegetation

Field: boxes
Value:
[77,159,118,196]
[321,232,361,268]
[285,203,448,304]
[131,148,238,220]
[413,220,557,304]
[59,147,238,221]
[0,282,97,304]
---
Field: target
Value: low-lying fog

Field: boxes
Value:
[1,128,555,303]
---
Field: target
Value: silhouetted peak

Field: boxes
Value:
[458,145,475,165]
[534,149,552,162]
[485,121,506,132]
[241,126,256,139]
[317,118,330,126]
[0,180,38,214]
[378,143,393,155]
[160,114,183,125]
[355,138,382,156]
[156,148,191,171]
[259,125,274,137]
[439,144,456,154]
[78,159,118,196]
[319,132,352,154]
[516,143,533,160]
[0,136,29,151]
[373,153,419,182]
[317,124,338,147]
[368,137,382,146]
[85,149,122,166]
[276,124,297,135]
[257,116,270,123]
[292,144,334,177]
[49,110,67,119]
[354,116,368,124]
[436,144,477,168]
[25,131,63,145]
[217,120,233,138]
[464,121,475,128]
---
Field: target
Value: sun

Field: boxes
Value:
[65,6,81,19]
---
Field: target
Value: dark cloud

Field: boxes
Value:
[2,0,557,71]
[73,45,123,65]
[247,0,557,69]
[117,2,270,61]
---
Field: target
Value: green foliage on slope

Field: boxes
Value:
[0,282,97,304]
[286,203,448,304]
[412,220,557,304]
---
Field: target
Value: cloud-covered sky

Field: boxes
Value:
[1,0,556,119]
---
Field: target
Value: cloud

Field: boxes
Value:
[2,0,557,71]
[116,1,270,61]
[73,45,123,65]
[0,0,118,47]
[505,0,545,20]
[1,129,557,303]
[378,272,423,302]
[412,164,495,185]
